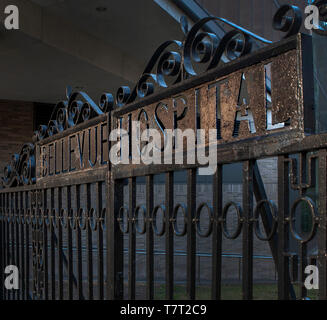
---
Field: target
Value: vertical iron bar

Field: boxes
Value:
[165,171,174,299]
[10,193,14,299]
[20,191,25,300]
[75,184,83,300]
[278,155,291,299]
[299,244,307,299]
[1,193,5,300]
[14,192,19,300]
[242,160,254,300]
[187,169,196,300]
[146,175,154,300]
[107,177,124,300]
[2,193,5,300]
[212,165,223,300]
[57,187,63,299]
[43,189,48,300]
[8,193,11,300]
[67,186,73,300]
[5,193,9,300]
[128,178,136,300]
[318,149,327,299]
[7,193,12,300]
[86,183,93,300]
[96,182,104,300]
[299,152,308,299]
[50,188,56,300]
[25,192,30,300]
[128,177,136,300]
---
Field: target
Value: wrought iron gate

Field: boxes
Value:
[1,4,327,300]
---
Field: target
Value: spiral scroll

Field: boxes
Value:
[34,89,113,142]
[272,4,302,38]
[1,143,36,188]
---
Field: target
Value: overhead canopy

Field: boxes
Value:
[0,0,185,103]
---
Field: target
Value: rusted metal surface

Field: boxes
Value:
[112,34,314,179]
[114,48,306,147]
[36,120,108,181]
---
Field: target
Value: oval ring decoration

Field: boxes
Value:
[68,208,76,230]
[172,203,187,237]
[151,205,166,237]
[78,208,87,231]
[290,196,318,243]
[118,206,129,234]
[59,209,68,229]
[195,202,213,238]
[89,208,98,231]
[222,202,243,240]
[134,205,147,235]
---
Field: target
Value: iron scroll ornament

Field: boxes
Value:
[1,143,35,188]
[116,4,302,105]
[1,5,304,188]
[32,4,303,143]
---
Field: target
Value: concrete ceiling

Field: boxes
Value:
[0,0,184,103]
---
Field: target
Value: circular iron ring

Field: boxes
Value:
[195,202,213,238]
[222,202,243,240]
[290,196,317,243]
[151,205,166,237]
[172,203,187,237]
[118,206,129,234]
[134,205,147,235]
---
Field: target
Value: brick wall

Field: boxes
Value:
[0,100,34,172]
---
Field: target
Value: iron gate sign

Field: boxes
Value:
[115,50,307,141]
[35,35,313,180]
[36,118,108,179]
[111,34,314,176]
